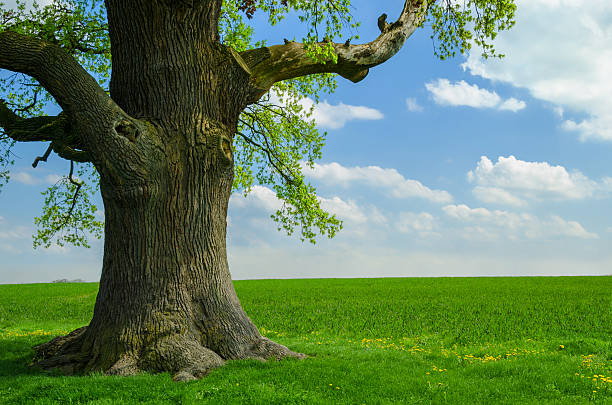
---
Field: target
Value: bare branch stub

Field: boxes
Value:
[33,143,53,168]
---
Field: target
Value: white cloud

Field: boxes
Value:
[318,196,368,224]
[425,79,525,111]
[462,0,612,141]
[562,115,612,141]
[12,172,39,185]
[443,204,598,240]
[472,186,527,207]
[230,185,282,212]
[230,185,384,226]
[45,174,63,184]
[498,98,527,112]
[426,79,500,108]
[0,216,4,224]
[468,155,602,202]
[405,97,424,112]
[268,91,383,129]
[302,161,453,203]
[311,100,383,129]
[11,171,63,186]
[396,211,436,233]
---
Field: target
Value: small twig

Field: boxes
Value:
[13,88,40,114]
[236,129,295,186]
[55,161,83,233]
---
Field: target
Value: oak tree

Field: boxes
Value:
[0,0,515,380]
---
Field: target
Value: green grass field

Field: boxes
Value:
[0,276,610,404]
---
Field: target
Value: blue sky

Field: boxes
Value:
[1,0,611,283]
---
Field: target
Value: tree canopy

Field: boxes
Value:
[0,0,516,247]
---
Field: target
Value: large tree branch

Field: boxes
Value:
[0,31,142,166]
[0,31,111,119]
[0,100,66,142]
[0,100,92,164]
[240,0,430,103]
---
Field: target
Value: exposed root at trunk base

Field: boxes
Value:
[32,326,306,381]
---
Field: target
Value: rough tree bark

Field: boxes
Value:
[0,0,427,380]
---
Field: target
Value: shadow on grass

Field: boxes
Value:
[0,338,48,377]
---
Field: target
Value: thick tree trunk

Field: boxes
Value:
[31,0,304,381]
[33,122,304,380]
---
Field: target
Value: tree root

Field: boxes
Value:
[243,336,307,361]
[31,326,306,381]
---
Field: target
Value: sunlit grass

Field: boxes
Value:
[0,276,610,404]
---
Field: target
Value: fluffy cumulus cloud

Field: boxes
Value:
[230,185,384,226]
[405,97,424,112]
[467,155,609,204]
[230,185,282,212]
[462,0,612,141]
[318,196,368,224]
[11,171,63,186]
[309,100,384,129]
[443,204,597,240]
[302,161,453,203]
[395,212,437,237]
[11,172,39,185]
[498,98,527,112]
[472,186,527,207]
[425,79,526,111]
[268,92,383,130]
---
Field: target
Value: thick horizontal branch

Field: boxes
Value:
[0,31,139,166]
[240,0,429,103]
[0,100,91,164]
[0,31,111,118]
[0,100,66,142]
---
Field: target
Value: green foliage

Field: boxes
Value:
[0,277,610,402]
[221,0,348,243]
[235,79,343,242]
[0,0,517,248]
[33,161,103,249]
[0,0,108,248]
[0,0,110,117]
[426,0,517,60]
[0,137,14,192]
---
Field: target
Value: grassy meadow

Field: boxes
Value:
[0,276,611,404]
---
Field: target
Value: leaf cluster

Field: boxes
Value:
[426,0,516,60]
[33,161,102,248]
[222,0,346,243]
